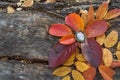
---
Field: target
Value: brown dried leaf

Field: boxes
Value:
[53,67,71,77]
[96,34,105,45]
[63,52,75,66]
[103,48,113,66]
[62,75,70,80]
[117,41,120,50]
[21,0,34,7]
[99,65,115,80]
[87,5,94,23]
[83,65,96,80]
[7,6,15,14]
[96,2,108,19]
[104,30,118,48]
[104,9,120,20]
[76,54,86,62]
[72,70,85,80]
[116,51,120,60]
[110,60,120,68]
[75,61,89,72]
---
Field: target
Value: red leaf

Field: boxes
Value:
[99,65,115,80]
[87,5,95,23]
[59,34,75,45]
[48,42,79,67]
[104,9,120,20]
[65,13,84,31]
[96,2,108,19]
[86,20,108,38]
[110,60,120,68]
[83,65,96,80]
[49,24,72,37]
[81,38,102,68]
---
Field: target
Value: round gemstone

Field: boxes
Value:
[75,32,85,42]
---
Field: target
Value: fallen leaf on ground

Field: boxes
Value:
[117,41,120,50]
[7,6,15,14]
[99,65,115,80]
[103,48,113,66]
[53,66,71,77]
[62,75,70,80]
[83,65,96,80]
[116,51,120,60]
[75,61,89,72]
[96,34,105,45]
[72,70,85,80]
[104,30,118,48]
[110,60,120,68]
[21,0,34,7]
[63,52,75,66]
[96,2,108,19]
[46,0,56,3]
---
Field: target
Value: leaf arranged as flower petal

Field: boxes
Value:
[83,65,96,80]
[53,67,71,77]
[62,75,70,80]
[96,34,106,45]
[86,20,108,38]
[49,24,72,37]
[72,70,85,80]
[104,9,120,20]
[96,2,108,19]
[87,5,94,23]
[110,60,120,68]
[99,65,115,80]
[59,34,75,45]
[75,61,89,72]
[81,38,102,68]
[48,42,79,67]
[65,13,84,31]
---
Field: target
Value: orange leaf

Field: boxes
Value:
[99,65,115,80]
[59,34,75,45]
[104,9,120,20]
[83,65,96,80]
[63,52,75,66]
[104,30,118,48]
[96,2,108,19]
[116,51,120,60]
[103,48,113,66]
[53,67,71,77]
[49,24,72,37]
[117,41,120,50]
[21,0,34,7]
[72,70,85,80]
[96,34,106,45]
[110,60,120,68]
[87,5,94,23]
[65,13,84,31]
[62,75,70,80]
[75,61,89,72]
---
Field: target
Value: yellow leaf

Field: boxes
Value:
[21,0,34,7]
[116,51,120,60]
[103,48,113,66]
[76,54,86,62]
[46,0,56,3]
[117,42,120,50]
[96,34,105,45]
[7,6,15,14]
[72,70,85,80]
[62,75,70,80]
[104,30,118,48]
[63,53,75,66]
[53,67,71,77]
[75,61,89,72]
